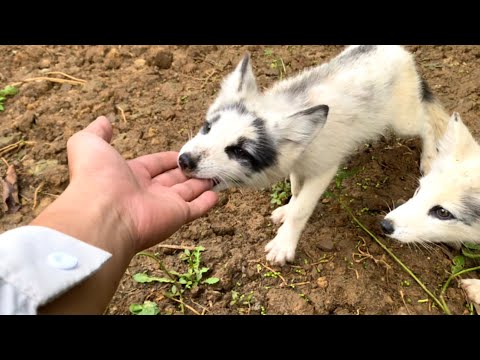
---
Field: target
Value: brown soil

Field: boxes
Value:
[1,45,479,315]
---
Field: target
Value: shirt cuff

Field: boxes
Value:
[0,225,112,314]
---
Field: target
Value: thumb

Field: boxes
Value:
[66,116,114,178]
[83,116,113,143]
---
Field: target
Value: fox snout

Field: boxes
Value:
[178,152,199,176]
[380,218,395,235]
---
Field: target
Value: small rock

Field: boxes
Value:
[148,50,173,69]
[183,63,196,73]
[246,266,256,279]
[129,46,149,57]
[134,58,146,68]
[105,48,122,69]
[0,135,18,148]
[186,45,218,58]
[60,83,72,92]
[316,276,328,289]
[82,80,105,93]
[211,225,235,236]
[144,127,157,139]
[316,238,334,252]
[161,108,175,121]
[74,57,85,67]
[383,294,394,305]
[38,58,51,69]
[85,46,106,63]
[13,111,36,131]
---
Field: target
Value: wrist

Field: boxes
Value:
[30,184,136,265]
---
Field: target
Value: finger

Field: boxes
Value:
[152,168,189,187]
[129,152,179,178]
[83,116,113,143]
[187,191,219,221]
[171,178,213,202]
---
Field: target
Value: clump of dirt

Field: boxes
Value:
[1,45,479,315]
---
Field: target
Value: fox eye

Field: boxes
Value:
[225,144,252,162]
[231,146,247,158]
[202,121,212,134]
[429,206,455,220]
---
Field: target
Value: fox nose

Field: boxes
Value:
[380,219,395,235]
[178,153,197,172]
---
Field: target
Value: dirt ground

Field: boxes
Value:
[1,45,479,315]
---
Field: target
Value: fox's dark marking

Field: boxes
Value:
[238,54,250,92]
[420,77,434,103]
[224,117,277,172]
[209,114,221,124]
[210,102,251,117]
[341,45,376,60]
[289,104,329,126]
[459,195,480,225]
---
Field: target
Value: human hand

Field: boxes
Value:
[33,116,218,258]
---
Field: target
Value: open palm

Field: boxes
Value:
[66,116,218,252]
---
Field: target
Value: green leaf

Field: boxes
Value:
[133,273,172,283]
[0,104,4,112]
[178,277,187,284]
[129,304,143,314]
[0,85,18,97]
[464,242,480,251]
[462,248,480,259]
[199,267,210,274]
[171,285,177,294]
[203,277,220,285]
[129,301,159,315]
[0,96,5,101]
[451,255,465,274]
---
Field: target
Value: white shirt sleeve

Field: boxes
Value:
[0,226,112,315]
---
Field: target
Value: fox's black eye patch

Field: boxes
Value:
[225,137,256,167]
[224,118,277,173]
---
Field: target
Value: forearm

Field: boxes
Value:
[32,185,135,314]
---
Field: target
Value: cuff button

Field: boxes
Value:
[47,252,78,270]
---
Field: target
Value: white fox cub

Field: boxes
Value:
[382,112,480,305]
[178,45,449,265]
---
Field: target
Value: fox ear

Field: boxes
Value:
[438,112,478,159]
[276,105,329,145]
[217,53,258,101]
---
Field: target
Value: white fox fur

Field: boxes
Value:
[178,45,449,265]
[383,113,480,306]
